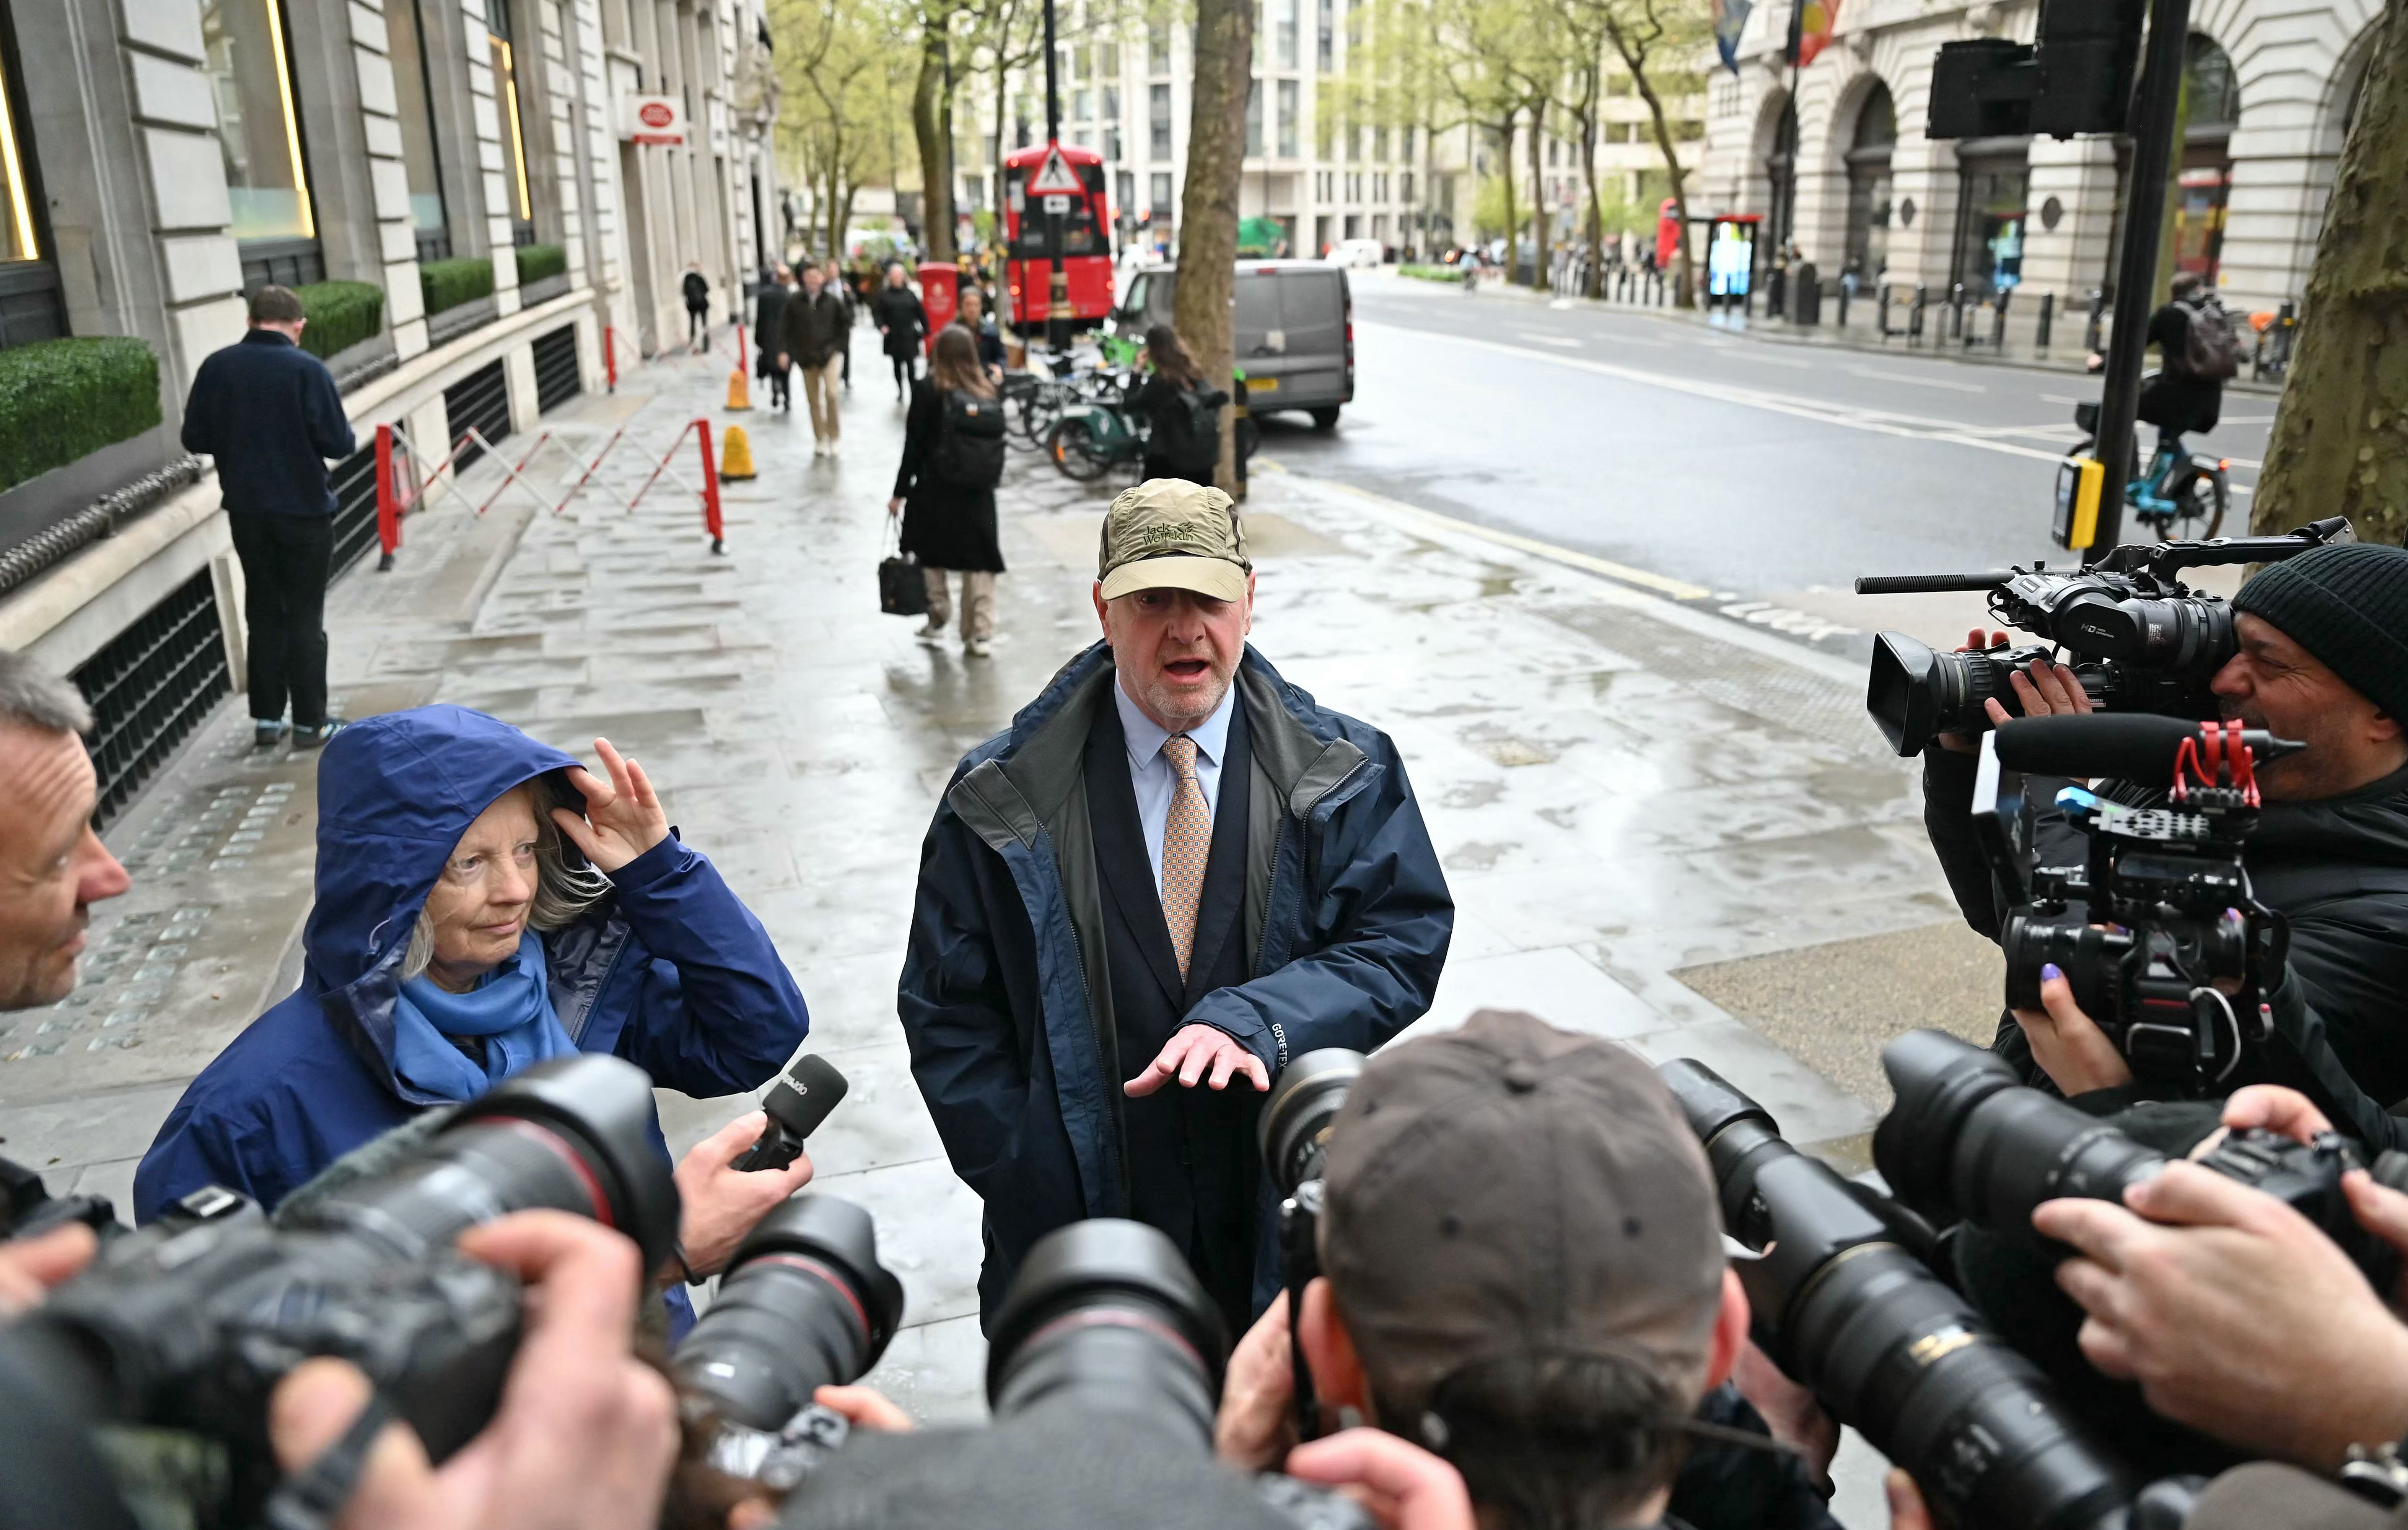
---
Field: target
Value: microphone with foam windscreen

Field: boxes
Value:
[1993,714,2304,785]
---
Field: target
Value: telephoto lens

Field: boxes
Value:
[1259,1048,1363,1195]
[13,1054,679,1518]
[985,1217,1232,1449]
[663,1196,904,1527]
[1661,1058,2139,1530]
[1877,1028,2408,1289]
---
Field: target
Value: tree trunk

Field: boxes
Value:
[1617,31,1695,308]
[1526,103,1546,288]
[1493,115,1519,256]
[2251,0,2408,547]
[1579,65,1604,299]
[913,16,957,262]
[1179,0,1256,493]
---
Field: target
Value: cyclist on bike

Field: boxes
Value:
[2138,271,2233,450]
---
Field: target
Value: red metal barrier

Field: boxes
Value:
[374,422,401,571]
[697,419,725,555]
[605,325,617,392]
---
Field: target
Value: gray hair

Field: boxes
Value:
[399,777,612,983]
[0,648,93,736]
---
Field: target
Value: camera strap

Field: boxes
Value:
[261,1387,400,1530]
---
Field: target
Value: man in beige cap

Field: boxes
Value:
[899,477,1452,1331]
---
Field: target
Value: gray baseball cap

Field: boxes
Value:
[1097,478,1251,602]
[1319,1010,1726,1424]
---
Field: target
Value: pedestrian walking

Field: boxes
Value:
[952,285,1006,382]
[827,259,856,391]
[780,263,852,457]
[682,262,711,350]
[898,478,1453,1328]
[1130,325,1226,485]
[871,262,928,401]
[180,285,358,750]
[887,327,1005,658]
[753,265,793,412]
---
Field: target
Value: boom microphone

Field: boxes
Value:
[1993,714,2303,784]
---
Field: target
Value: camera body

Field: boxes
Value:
[1975,716,2298,1089]
[1857,516,2351,757]
[1259,1048,1367,1442]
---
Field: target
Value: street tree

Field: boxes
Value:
[911,0,967,262]
[1592,0,1707,306]
[2251,0,2408,546]
[1177,0,1255,490]
[1426,0,1552,282]
[772,0,910,259]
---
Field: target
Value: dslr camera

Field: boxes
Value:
[1856,516,2351,757]
[1975,713,2297,1088]
[1259,1048,1366,1440]
[0,1054,677,1524]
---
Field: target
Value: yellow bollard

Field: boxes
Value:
[726,366,752,411]
[717,424,757,482]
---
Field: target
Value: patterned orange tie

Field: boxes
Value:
[1159,735,1211,979]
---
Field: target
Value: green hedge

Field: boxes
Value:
[0,337,161,493]
[293,280,385,360]
[1399,263,1466,283]
[514,243,567,286]
[420,256,495,317]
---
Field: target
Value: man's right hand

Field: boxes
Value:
[1933,629,2093,754]
[1216,1290,1298,1471]
[267,1211,677,1530]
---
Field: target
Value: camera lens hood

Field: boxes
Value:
[456,1055,682,1276]
[1259,1048,1364,1194]
[1873,1030,2024,1219]
[984,1218,1229,1408]
[727,1195,906,1363]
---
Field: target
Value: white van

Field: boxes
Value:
[1112,261,1356,429]
[1327,238,1386,270]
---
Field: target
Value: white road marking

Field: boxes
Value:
[1361,321,2069,464]
[1317,479,1715,600]
[1513,331,1583,348]
[1850,366,1986,392]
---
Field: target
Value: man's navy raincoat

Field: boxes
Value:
[134,706,811,1232]
[900,643,1452,1320]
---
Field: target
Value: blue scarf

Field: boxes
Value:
[392,931,577,1102]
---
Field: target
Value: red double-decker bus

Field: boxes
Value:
[1002,142,1114,329]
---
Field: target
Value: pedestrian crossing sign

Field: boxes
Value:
[1028,145,1083,197]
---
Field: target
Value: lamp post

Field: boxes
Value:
[1042,0,1070,349]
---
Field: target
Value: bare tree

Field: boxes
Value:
[1177,0,1256,490]
[1597,0,1705,306]
[2251,0,2408,546]
[912,1,964,262]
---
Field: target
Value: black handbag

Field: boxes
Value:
[879,520,927,616]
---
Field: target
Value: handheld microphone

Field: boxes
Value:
[733,1054,850,1172]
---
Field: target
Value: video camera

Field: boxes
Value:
[0,1054,677,1524]
[1855,516,2352,757]
[1976,713,2297,1088]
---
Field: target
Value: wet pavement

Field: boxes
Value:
[0,327,2017,1514]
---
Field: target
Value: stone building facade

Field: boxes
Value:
[0,0,772,822]
[1695,0,2382,321]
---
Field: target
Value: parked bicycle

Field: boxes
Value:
[1046,381,1149,482]
[2072,392,2229,540]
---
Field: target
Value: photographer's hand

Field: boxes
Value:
[2011,964,2134,1095]
[0,1221,96,1317]
[1286,1429,1476,1530]
[1217,1290,1299,1471]
[2221,1085,2335,1145]
[1731,1340,1837,1485]
[2035,1162,2408,1468]
[267,1211,678,1530]
[672,1110,816,1279]
[1982,656,2094,731]
[1934,630,2009,755]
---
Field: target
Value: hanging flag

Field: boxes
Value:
[1797,0,1839,66]
[1715,0,1752,73]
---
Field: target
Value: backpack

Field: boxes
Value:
[1152,386,1225,476]
[930,387,1007,488]
[2179,296,2242,381]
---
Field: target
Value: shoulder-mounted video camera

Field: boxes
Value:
[1973,713,2298,1089]
[1855,516,2353,757]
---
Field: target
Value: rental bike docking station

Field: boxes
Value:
[367,402,732,571]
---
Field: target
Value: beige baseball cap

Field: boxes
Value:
[1096,478,1251,602]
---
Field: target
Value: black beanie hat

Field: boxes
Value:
[2232,542,2408,723]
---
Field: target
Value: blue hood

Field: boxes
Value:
[304,706,580,1001]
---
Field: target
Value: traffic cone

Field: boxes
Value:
[726,366,752,411]
[718,425,757,482]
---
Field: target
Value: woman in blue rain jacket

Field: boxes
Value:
[133,706,811,1258]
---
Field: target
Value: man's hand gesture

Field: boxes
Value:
[1126,1022,1268,1096]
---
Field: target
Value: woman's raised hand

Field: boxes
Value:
[553,738,670,874]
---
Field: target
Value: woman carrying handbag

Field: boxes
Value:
[889,327,1008,657]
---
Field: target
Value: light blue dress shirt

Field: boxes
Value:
[1113,674,1235,889]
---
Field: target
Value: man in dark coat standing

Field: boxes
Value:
[870,262,927,400]
[753,265,793,412]
[181,285,357,750]
[899,479,1454,1330]
[682,263,711,350]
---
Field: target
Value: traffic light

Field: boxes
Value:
[1926,0,2146,140]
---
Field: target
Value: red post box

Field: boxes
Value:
[918,261,959,355]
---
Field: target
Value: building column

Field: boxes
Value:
[2019,134,2116,312]
[351,0,431,359]
[462,0,523,315]
[117,0,246,390]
